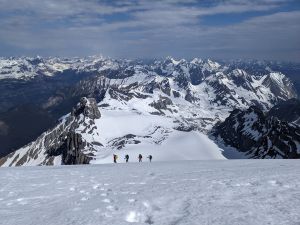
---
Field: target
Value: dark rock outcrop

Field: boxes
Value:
[149,96,173,114]
[268,98,300,125]
[48,132,92,165]
[71,97,101,119]
[0,97,101,166]
[214,104,300,158]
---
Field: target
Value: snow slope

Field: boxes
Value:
[0,160,299,225]
[91,108,244,164]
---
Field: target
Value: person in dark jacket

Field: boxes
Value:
[113,154,118,163]
[138,154,143,162]
[125,154,129,163]
[147,155,153,162]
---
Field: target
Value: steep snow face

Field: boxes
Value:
[0,160,300,225]
[262,72,297,100]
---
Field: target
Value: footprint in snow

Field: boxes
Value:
[69,187,76,191]
[125,211,154,224]
[102,212,112,218]
[79,190,90,195]
[17,200,28,205]
[94,208,101,213]
[143,201,161,212]
[128,199,136,203]
[81,197,89,201]
[102,198,112,203]
[93,184,101,190]
[268,180,282,186]
[106,205,118,211]
[125,211,142,223]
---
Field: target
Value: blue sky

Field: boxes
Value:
[0,0,299,61]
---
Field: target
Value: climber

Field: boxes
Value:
[138,154,143,162]
[147,155,153,162]
[125,154,129,163]
[113,154,118,163]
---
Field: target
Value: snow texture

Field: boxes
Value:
[0,160,299,225]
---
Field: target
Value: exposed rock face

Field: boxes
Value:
[0,97,101,166]
[48,132,91,165]
[214,105,300,158]
[72,97,101,119]
[149,96,173,114]
[268,98,300,125]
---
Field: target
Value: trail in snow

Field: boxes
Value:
[0,160,299,225]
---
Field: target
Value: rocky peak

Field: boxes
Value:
[71,97,101,120]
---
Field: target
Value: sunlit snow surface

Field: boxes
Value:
[1,160,299,225]
[88,108,244,164]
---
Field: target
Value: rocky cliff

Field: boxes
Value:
[214,105,300,158]
[0,97,101,166]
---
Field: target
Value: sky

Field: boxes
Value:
[0,0,300,61]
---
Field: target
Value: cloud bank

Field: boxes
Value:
[0,0,299,61]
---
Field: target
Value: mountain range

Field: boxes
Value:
[0,56,299,166]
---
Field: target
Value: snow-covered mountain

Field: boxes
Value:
[0,56,299,166]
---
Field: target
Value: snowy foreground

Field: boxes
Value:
[0,160,299,225]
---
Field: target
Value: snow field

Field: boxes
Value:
[0,160,299,225]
